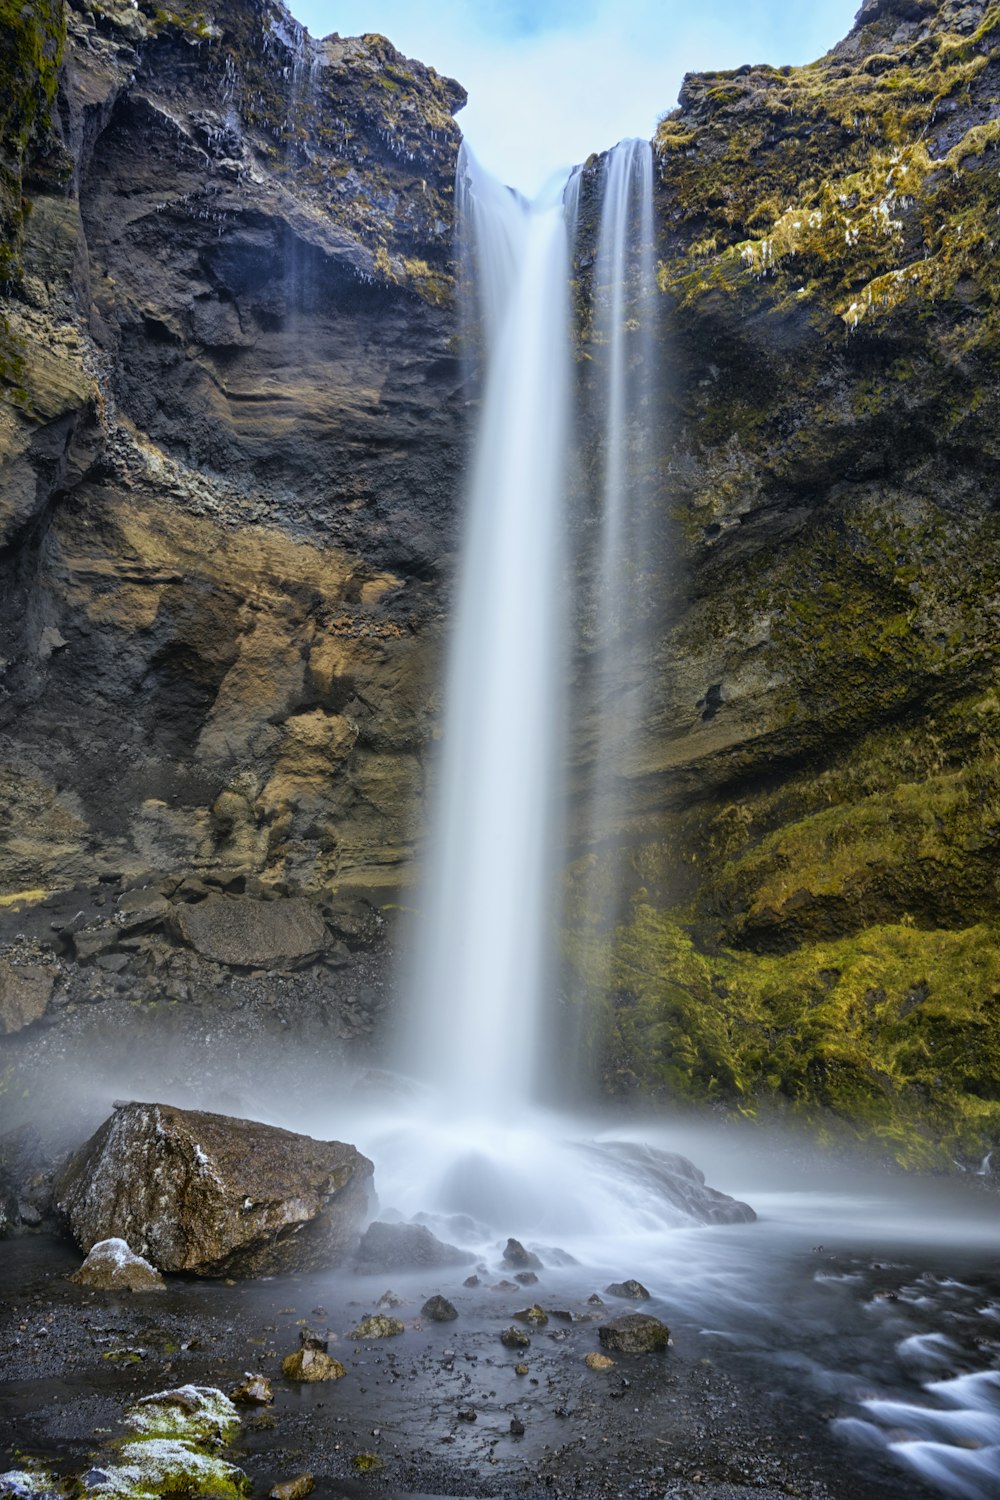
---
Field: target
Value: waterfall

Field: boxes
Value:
[585,138,657,851]
[404,144,571,1115]
[343,141,750,1252]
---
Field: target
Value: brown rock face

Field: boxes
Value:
[54,1102,374,1276]
[173,894,328,968]
[0,960,53,1034]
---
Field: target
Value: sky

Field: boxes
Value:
[290,0,861,196]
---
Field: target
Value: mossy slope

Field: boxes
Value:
[567,0,1000,1168]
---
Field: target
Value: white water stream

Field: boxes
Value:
[352,141,1000,1500]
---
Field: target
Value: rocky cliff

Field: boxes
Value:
[1,0,998,1172]
[565,0,1000,1168]
[0,0,466,1112]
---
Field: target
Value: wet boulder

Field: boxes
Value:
[355,1220,474,1271]
[70,1238,165,1292]
[605,1278,650,1300]
[54,1103,373,1277]
[597,1313,670,1354]
[421,1294,458,1322]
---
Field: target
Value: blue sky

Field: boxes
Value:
[290,0,861,195]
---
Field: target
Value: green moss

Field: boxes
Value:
[657,4,1000,353]
[565,896,1000,1170]
[0,0,65,283]
[352,1453,385,1473]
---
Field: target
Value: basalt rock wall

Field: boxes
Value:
[565,0,1000,1168]
[0,0,466,1105]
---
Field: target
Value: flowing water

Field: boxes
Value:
[403,144,570,1116]
[353,142,1000,1499]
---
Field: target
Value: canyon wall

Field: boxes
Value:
[566,0,1000,1167]
[1,0,998,1168]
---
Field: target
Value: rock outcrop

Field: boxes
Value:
[0,0,465,959]
[2,0,999,1169]
[563,0,1000,1168]
[54,1101,374,1275]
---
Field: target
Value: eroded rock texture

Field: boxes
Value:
[564,0,1000,1166]
[2,0,999,1170]
[55,1101,374,1274]
[0,0,464,912]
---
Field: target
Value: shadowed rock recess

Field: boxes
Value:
[0,0,998,1169]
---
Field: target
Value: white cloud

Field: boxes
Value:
[290,0,860,196]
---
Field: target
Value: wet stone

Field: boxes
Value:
[349,1314,405,1339]
[231,1374,273,1405]
[421,1295,458,1322]
[269,1475,314,1500]
[585,1352,617,1371]
[512,1304,548,1325]
[515,1270,539,1285]
[502,1237,542,1269]
[510,1417,525,1436]
[501,1326,531,1349]
[605,1278,651,1300]
[281,1347,346,1382]
[598,1313,670,1354]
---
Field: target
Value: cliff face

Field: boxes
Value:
[0,0,465,921]
[566,0,1000,1167]
[2,0,998,1168]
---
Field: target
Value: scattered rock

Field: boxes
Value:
[514,1362,529,1375]
[463,1273,480,1287]
[514,1270,539,1285]
[421,1295,458,1322]
[456,1406,477,1422]
[349,1314,405,1340]
[376,1288,404,1308]
[269,1475,314,1500]
[512,1304,548,1325]
[173,895,327,969]
[587,1293,604,1305]
[281,1348,346,1382]
[509,1417,525,1436]
[491,1279,520,1292]
[605,1279,651,1300]
[0,1470,60,1499]
[230,1374,273,1406]
[54,1102,373,1277]
[502,1237,542,1269]
[352,1454,383,1473]
[500,1326,531,1349]
[0,961,53,1035]
[355,1220,473,1271]
[585,1352,617,1371]
[125,1386,240,1443]
[597,1313,670,1354]
[69,1238,165,1292]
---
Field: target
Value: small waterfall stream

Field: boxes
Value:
[354,144,748,1248]
[405,145,571,1116]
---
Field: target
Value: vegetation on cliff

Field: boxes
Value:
[566,0,1000,1168]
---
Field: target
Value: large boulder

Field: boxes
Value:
[355,1219,474,1271]
[54,1103,373,1276]
[597,1314,671,1355]
[172,896,328,969]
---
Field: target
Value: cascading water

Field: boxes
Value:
[403,144,571,1116]
[343,145,753,1251]
[586,139,658,846]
